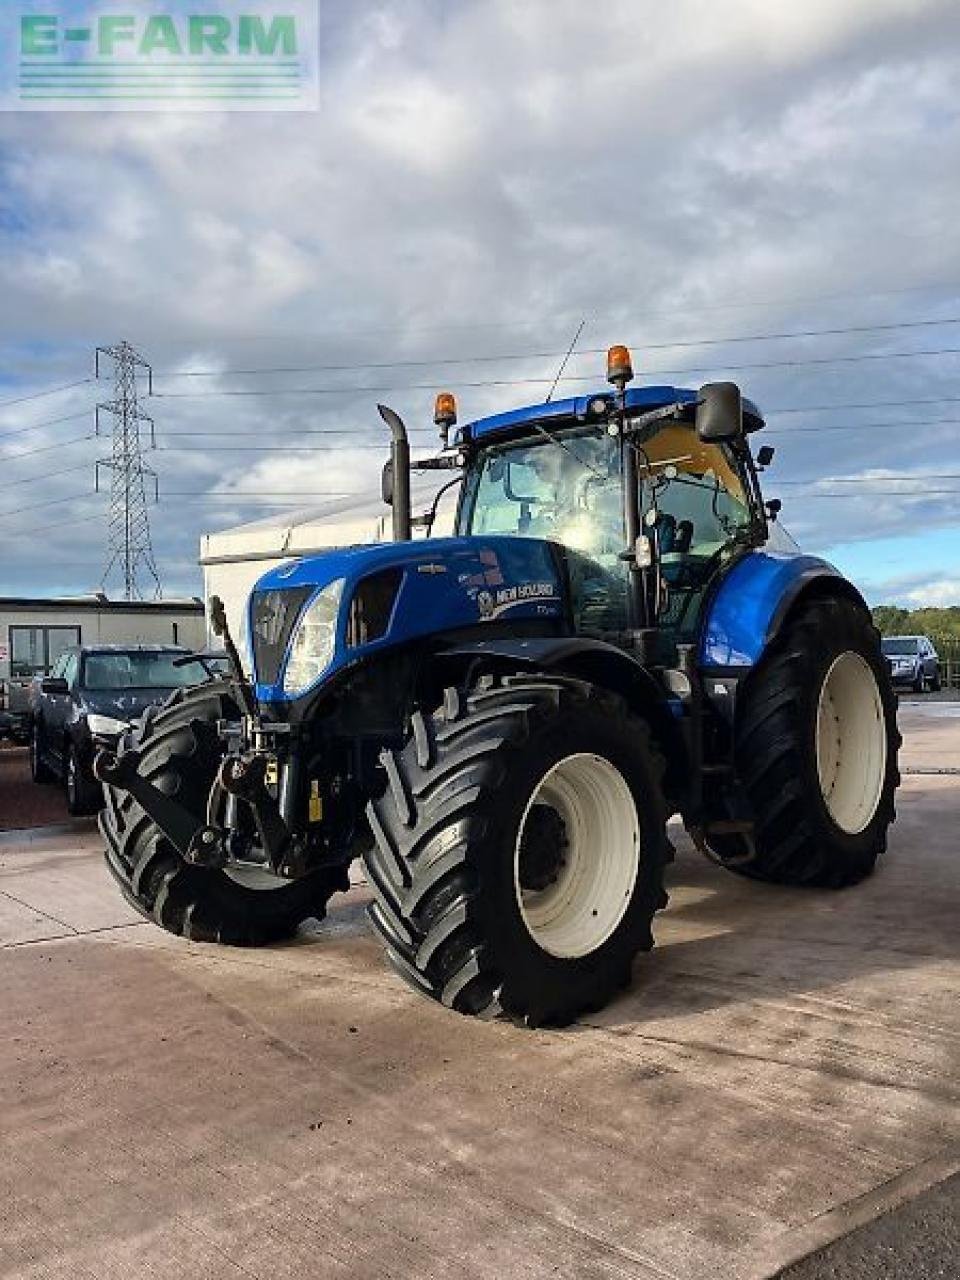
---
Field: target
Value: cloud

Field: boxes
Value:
[0,0,959,596]
[904,579,960,606]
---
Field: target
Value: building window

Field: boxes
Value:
[9,625,81,678]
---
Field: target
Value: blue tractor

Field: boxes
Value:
[97,347,900,1025]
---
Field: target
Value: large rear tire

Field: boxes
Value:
[100,681,348,944]
[361,674,670,1025]
[707,597,900,887]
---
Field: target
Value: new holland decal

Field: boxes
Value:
[476,581,560,621]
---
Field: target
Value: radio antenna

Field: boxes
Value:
[544,317,586,403]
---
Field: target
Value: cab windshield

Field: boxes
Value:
[462,422,752,558]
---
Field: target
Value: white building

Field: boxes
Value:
[0,594,206,683]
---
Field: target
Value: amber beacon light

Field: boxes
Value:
[606,345,634,388]
[434,391,458,446]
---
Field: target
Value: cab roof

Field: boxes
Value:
[460,384,765,444]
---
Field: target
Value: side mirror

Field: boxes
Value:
[765,498,782,522]
[756,445,775,469]
[41,676,69,695]
[381,459,394,505]
[696,382,743,443]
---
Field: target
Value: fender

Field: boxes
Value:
[432,634,687,785]
[700,550,867,670]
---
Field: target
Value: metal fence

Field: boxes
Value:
[931,637,960,689]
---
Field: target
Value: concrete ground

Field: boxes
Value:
[0,744,77,832]
[0,705,958,1280]
[780,1169,960,1279]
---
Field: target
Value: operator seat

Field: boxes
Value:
[656,513,677,554]
[675,520,693,554]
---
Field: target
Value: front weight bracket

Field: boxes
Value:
[94,739,227,869]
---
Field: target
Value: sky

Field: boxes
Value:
[1,0,959,606]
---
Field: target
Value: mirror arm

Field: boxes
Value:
[620,401,689,438]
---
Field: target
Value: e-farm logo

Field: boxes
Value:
[7,3,319,111]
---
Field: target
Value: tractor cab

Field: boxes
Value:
[454,379,766,653]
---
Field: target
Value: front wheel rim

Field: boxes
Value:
[514,752,641,959]
[815,651,887,835]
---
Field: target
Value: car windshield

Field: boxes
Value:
[81,652,208,691]
[881,638,919,655]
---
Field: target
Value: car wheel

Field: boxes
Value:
[30,722,56,785]
[65,743,101,816]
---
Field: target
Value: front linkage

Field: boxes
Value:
[95,596,301,877]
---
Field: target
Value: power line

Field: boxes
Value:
[153,412,960,446]
[3,391,958,449]
[777,489,960,499]
[765,416,960,435]
[154,443,402,453]
[158,314,960,379]
[3,461,92,488]
[158,428,437,440]
[161,491,365,500]
[7,512,108,538]
[0,379,91,410]
[775,473,960,486]
[140,277,960,350]
[0,409,93,442]
[0,433,96,462]
[151,346,960,400]
[0,492,93,521]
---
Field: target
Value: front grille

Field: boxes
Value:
[249,587,313,684]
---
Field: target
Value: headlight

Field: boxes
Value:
[282,579,344,695]
[87,713,130,737]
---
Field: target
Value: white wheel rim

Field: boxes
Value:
[514,752,641,959]
[815,651,887,835]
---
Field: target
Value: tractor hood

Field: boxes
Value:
[248,535,566,703]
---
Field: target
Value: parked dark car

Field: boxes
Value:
[881,634,941,692]
[30,645,214,814]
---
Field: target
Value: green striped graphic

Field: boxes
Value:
[18,60,304,98]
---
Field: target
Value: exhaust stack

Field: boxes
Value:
[377,403,412,541]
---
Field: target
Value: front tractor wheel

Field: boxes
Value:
[362,675,670,1025]
[100,680,348,944]
[708,597,900,887]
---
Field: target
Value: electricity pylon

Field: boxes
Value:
[95,341,161,600]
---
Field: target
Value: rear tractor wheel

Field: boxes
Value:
[100,680,348,944]
[361,674,670,1025]
[706,596,900,887]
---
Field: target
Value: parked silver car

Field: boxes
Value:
[881,635,941,692]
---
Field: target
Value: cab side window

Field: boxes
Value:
[62,653,80,689]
